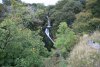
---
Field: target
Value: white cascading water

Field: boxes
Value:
[45,16,54,44]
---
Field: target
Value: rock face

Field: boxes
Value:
[88,40,100,50]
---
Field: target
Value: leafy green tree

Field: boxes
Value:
[0,1,49,67]
[55,0,68,10]
[71,0,100,34]
[2,0,11,5]
[55,22,77,58]
[61,0,83,21]
[91,0,100,17]
[2,0,21,5]
[88,18,100,31]
[72,12,93,33]
[0,4,4,19]
[0,13,48,67]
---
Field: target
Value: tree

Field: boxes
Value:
[0,1,49,67]
[49,0,83,29]
[72,0,100,34]
[2,0,11,5]
[0,19,47,67]
[2,0,21,5]
[72,12,93,33]
[91,0,100,17]
[55,22,77,58]
[0,4,4,18]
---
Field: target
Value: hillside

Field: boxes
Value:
[42,31,100,67]
[0,0,100,67]
[67,31,100,67]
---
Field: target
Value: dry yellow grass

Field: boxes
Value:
[67,31,100,67]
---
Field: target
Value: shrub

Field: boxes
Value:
[55,22,77,58]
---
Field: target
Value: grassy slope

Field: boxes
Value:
[44,31,100,67]
[67,31,100,67]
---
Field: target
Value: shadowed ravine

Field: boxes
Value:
[45,16,54,44]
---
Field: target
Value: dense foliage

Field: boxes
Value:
[0,0,49,67]
[55,22,77,58]
[0,0,100,67]
[73,0,100,34]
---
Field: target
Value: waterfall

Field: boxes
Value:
[45,16,54,44]
[46,16,51,27]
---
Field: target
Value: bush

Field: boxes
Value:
[0,18,48,67]
[55,22,77,58]
[73,11,100,33]
[72,12,92,33]
[0,1,50,66]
